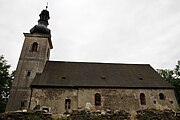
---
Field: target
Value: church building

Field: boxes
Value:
[6,8,179,114]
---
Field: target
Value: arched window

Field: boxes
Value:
[159,93,165,100]
[140,93,146,105]
[31,42,38,51]
[65,99,71,110]
[95,93,101,106]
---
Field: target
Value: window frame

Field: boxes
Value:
[65,99,71,110]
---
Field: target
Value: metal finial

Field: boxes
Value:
[46,2,48,10]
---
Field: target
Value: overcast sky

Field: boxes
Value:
[0,0,180,71]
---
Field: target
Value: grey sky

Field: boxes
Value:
[0,0,180,71]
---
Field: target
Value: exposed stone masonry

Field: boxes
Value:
[30,88,178,114]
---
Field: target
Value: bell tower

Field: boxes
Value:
[6,7,53,111]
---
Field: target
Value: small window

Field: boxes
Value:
[31,42,38,52]
[159,93,165,100]
[21,102,25,108]
[140,93,146,105]
[95,93,101,106]
[20,101,27,109]
[65,99,71,110]
[27,71,31,77]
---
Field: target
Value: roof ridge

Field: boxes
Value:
[46,60,150,66]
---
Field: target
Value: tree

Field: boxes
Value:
[0,55,14,113]
[157,61,180,104]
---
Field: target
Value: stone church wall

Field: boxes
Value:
[30,88,178,114]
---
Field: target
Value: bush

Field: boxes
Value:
[136,109,177,120]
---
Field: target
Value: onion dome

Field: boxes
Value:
[30,8,51,35]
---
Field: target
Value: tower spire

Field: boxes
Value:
[30,6,51,35]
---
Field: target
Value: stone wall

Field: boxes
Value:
[30,88,178,114]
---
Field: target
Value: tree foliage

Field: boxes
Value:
[157,61,180,104]
[0,55,14,113]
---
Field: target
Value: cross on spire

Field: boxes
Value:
[46,2,48,10]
